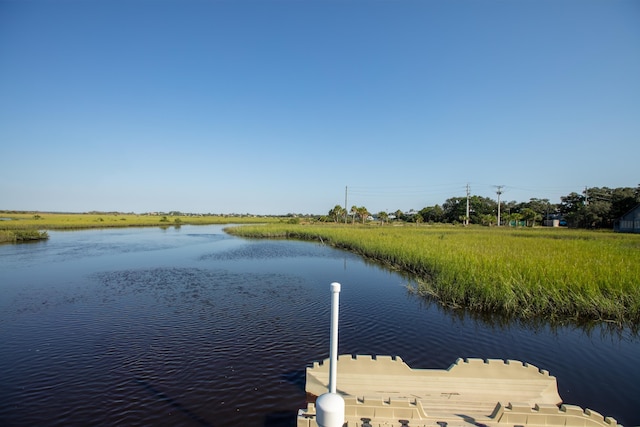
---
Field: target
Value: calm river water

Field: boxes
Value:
[0,225,638,426]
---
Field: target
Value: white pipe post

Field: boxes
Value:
[329,281,340,393]
[315,282,345,427]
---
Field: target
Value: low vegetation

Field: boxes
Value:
[0,229,49,244]
[226,223,640,326]
[0,211,279,244]
[0,211,278,231]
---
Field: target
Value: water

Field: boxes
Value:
[0,225,638,426]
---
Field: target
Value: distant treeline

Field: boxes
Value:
[326,185,640,229]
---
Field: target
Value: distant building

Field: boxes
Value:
[543,213,566,227]
[614,204,640,233]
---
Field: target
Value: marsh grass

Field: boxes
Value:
[0,212,279,245]
[0,212,277,231]
[226,224,640,325]
[0,229,49,243]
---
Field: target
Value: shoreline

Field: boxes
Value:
[225,223,640,327]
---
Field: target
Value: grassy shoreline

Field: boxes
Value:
[0,212,277,229]
[225,223,640,326]
[0,212,278,244]
[0,229,49,244]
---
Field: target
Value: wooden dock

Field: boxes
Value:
[297,354,621,427]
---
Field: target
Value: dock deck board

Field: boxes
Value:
[297,355,621,427]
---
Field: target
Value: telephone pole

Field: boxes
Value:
[583,186,589,205]
[494,185,504,226]
[465,183,470,226]
[344,186,349,224]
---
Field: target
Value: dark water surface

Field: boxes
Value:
[0,225,638,426]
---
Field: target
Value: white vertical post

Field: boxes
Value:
[329,281,340,393]
[315,282,345,427]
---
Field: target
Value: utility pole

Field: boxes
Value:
[344,186,348,224]
[465,183,470,226]
[583,186,589,205]
[494,185,504,226]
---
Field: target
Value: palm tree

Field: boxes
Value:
[521,208,543,227]
[350,206,358,224]
[480,214,495,226]
[357,206,369,224]
[328,205,346,223]
[511,212,523,227]
[377,211,389,226]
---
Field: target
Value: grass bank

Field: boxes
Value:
[225,223,640,326]
[0,212,279,231]
[0,229,49,243]
[0,212,280,245]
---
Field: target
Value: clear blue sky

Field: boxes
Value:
[1,0,638,215]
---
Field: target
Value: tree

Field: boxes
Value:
[503,200,519,217]
[585,187,613,228]
[560,192,585,213]
[356,206,370,224]
[443,196,496,224]
[442,197,466,223]
[377,211,389,226]
[520,208,542,227]
[511,212,523,227]
[350,206,358,224]
[610,187,639,219]
[559,186,639,229]
[560,192,586,227]
[525,198,551,220]
[328,205,346,223]
[584,200,611,228]
[419,205,444,223]
[480,214,495,226]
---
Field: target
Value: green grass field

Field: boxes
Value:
[225,223,640,326]
[0,212,278,229]
[0,212,278,243]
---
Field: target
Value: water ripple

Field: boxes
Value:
[200,240,352,261]
[1,267,328,426]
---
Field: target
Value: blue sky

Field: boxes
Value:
[1,0,638,215]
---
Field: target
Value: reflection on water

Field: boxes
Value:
[200,240,347,261]
[0,225,638,426]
